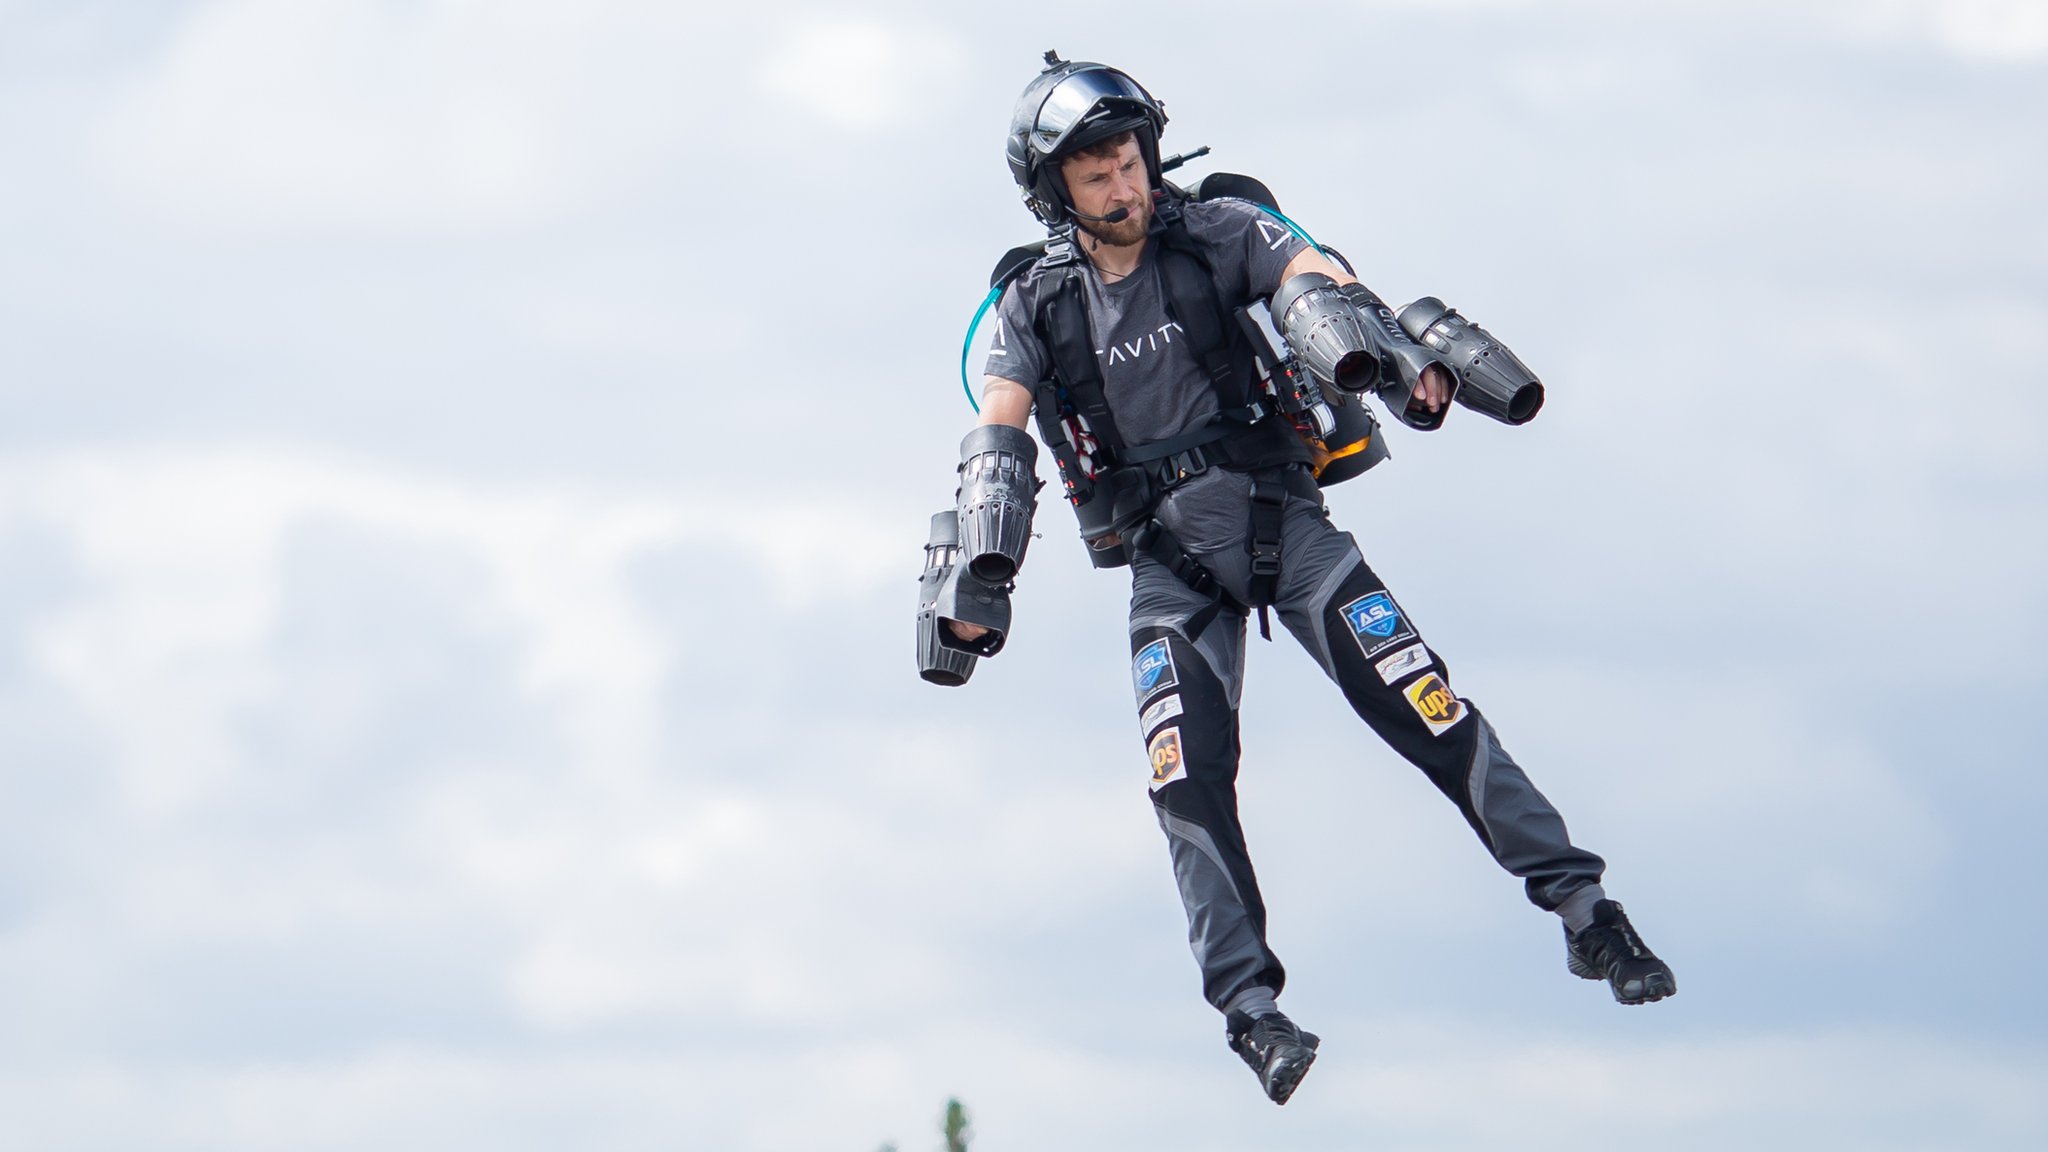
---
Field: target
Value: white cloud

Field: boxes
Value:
[1928,0,2048,59]
[0,443,1142,1042]
[1776,0,2048,59]
[90,0,742,228]
[97,0,565,227]
[757,17,967,131]
[1368,0,2048,61]
[0,446,900,817]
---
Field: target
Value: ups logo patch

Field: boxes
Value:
[1148,726,1185,791]
[1402,673,1467,736]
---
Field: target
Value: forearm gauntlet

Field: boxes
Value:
[955,424,1040,582]
[916,426,1040,684]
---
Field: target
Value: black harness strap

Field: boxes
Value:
[1020,245,1124,510]
[1028,378,1092,507]
[1040,269,1127,459]
[1245,468,1289,640]
[1028,196,1267,480]
[1016,192,1311,624]
[1119,420,1236,464]
[1153,197,1252,411]
[1126,518,1244,613]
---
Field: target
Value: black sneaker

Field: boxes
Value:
[1566,899,1677,1004]
[1225,1008,1320,1105]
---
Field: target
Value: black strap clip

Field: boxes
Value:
[1167,447,1210,484]
[1128,517,1220,601]
[1246,471,1288,640]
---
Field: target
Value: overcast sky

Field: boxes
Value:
[2,1,2044,1149]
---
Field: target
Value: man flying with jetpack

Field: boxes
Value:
[916,53,1676,1106]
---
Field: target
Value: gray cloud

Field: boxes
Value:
[1,1,2044,1148]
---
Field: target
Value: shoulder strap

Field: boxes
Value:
[1030,264,1129,459]
[1014,265,1117,508]
[1154,197,1254,412]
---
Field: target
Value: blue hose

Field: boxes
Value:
[958,283,1003,414]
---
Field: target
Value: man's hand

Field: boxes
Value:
[949,620,992,642]
[1412,362,1453,414]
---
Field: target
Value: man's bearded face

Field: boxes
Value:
[1076,194,1152,246]
[1061,139,1152,246]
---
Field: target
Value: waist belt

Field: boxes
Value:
[1120,415,1268,490]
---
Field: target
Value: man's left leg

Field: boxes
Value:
[1269,493,1675,1004]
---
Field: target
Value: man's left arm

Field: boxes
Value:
[1278,247,1452,416]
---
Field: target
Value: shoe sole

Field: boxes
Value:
[1615,973,1677,1005]
[1264,1033,1320,1105]
[1570,954,1677,1004]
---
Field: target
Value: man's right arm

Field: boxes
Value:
[978,375,1034,430]
[948,375,1034,644]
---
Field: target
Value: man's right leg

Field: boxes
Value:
[1129,557,1281,1014]
[1130,558,1318,1105]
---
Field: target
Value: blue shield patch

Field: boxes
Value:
[1339,592,1418,659]
[1132,638,1178,700]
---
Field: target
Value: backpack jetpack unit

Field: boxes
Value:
[920,148,1550,685]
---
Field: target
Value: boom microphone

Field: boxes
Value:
[1069,206,1131,224]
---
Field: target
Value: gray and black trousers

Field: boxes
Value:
[1128,466,1607,1013]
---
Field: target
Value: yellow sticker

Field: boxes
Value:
[1402,673,1466,736]
[1148,726,1185,791]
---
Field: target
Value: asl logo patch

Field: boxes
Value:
[1133,638,1178,700]
[1403,673,1467,736]
[1148,726,1185,791]
[1339,592,1418,660]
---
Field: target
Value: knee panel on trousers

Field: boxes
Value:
[1312,563,1473,762]
[1131,625,1241,797]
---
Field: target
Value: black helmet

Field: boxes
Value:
[1005,51,1168,229]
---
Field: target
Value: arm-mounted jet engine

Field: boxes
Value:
[1270,272,1457,431]
[919,511,986,683]
[915,425,1043,684]
[917,511,1009,684]
[1396,297,1545,426]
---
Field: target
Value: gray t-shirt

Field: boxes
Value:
[982,198,1309,448]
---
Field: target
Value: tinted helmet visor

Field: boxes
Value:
[1027,67,1158,159]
